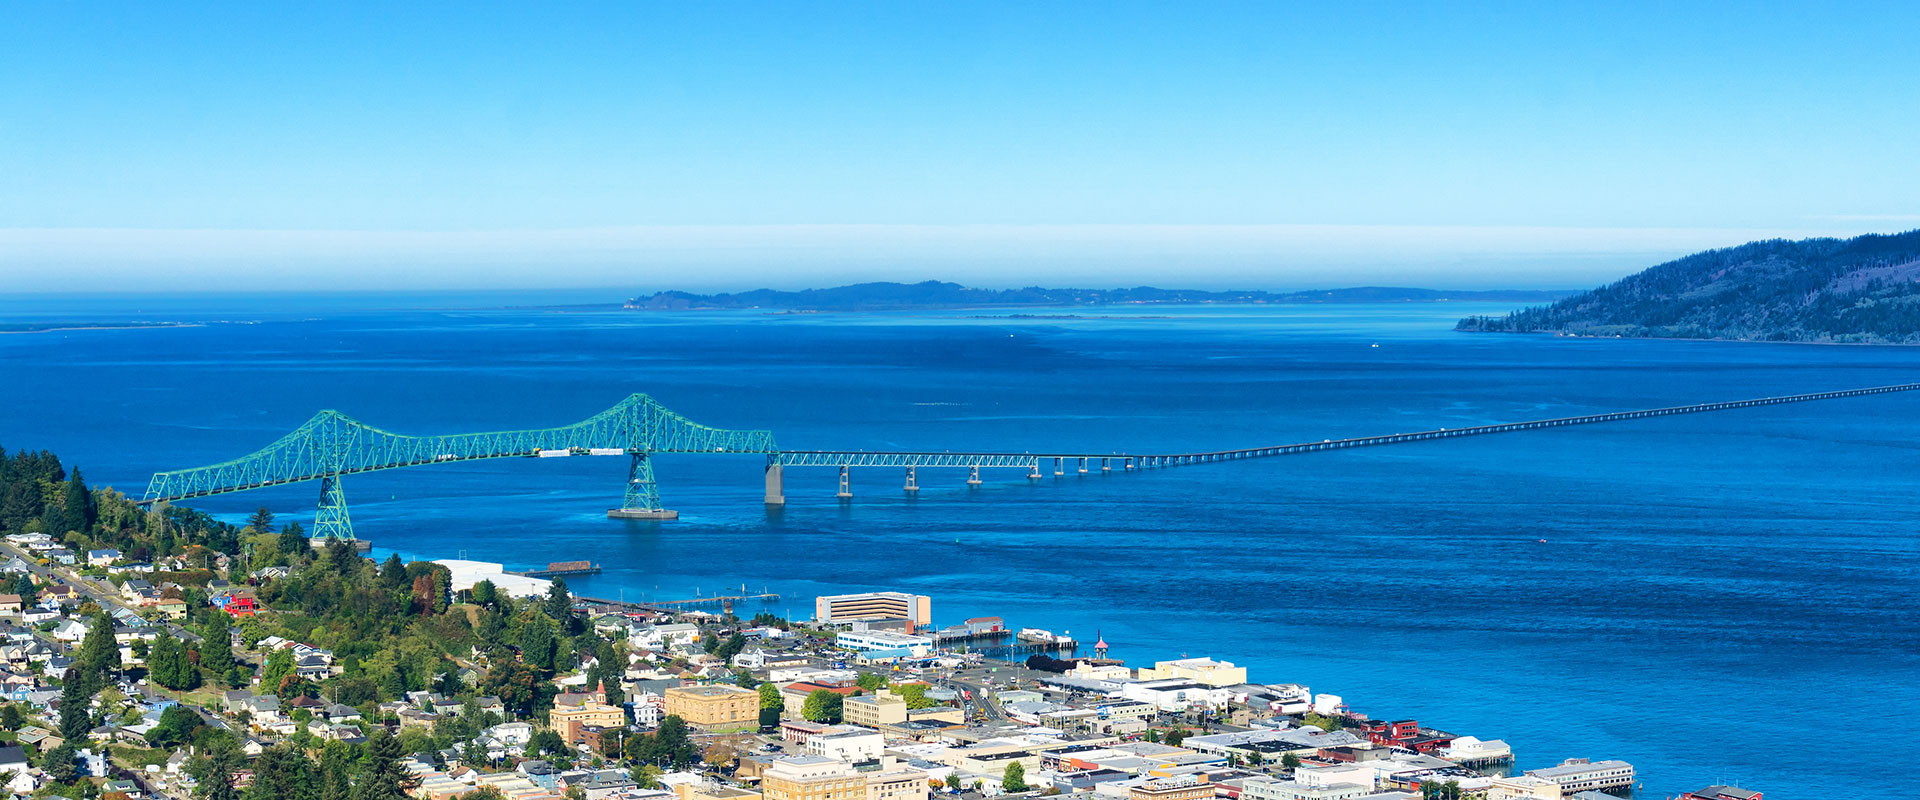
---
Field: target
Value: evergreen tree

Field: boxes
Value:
[60,469,92,535]
[380,555,409,592]
[191,732,245,800]
[518,614,556,670]
[262,646,295,687]
[544,578,574,628]
[319,740,354,800]
[74,612,119,688]
[58,678,91,741]
[278,521,309,561]
[43,741,78,784]
[247,507,275,534]
[355,729,420,800]
[470,579,497,608]
[201,619,235,685]
[248,743,318,800]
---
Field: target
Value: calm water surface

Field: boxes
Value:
[2,296,1915,798]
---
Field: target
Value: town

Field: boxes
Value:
[0,449,1749,800]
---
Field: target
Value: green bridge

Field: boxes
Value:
[141,384,1920,540]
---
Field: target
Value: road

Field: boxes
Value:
[0,541,205,644]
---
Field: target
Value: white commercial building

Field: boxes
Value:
[433,560,553,599]
[836,631,933,658]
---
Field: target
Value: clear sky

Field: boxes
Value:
[4,2,1917,292]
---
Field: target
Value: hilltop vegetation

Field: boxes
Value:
[1457,231,1920,343]
[626,281,1569,311]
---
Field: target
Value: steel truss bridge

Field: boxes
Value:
[141,383,1920,540]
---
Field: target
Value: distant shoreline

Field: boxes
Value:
[625,281,1576,312]
[0,322,202,335]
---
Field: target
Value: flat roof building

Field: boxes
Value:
[815,593,932,631]
[664,684,760,732]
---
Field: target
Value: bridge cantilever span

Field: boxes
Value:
[144,383,1920,538]
[140,394,776,540]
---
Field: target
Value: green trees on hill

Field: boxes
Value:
[1459,230,1920,343]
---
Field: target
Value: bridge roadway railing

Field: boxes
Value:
[776,382,1920,471]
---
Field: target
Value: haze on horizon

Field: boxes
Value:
[3,2,1917,294]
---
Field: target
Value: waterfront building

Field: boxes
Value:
[1136,657,1247,687]
[1485,776,1564,800]
[834,631,933,659]
[1241,776,1372,800]
[1523,759,1635,795]
[663,684,759,732]
[814,592,932,631]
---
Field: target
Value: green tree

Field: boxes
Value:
[519,613,557,670]
[854,672,887,692]
[151,630,200,690]
[380,554,409,592]
[801,689,843,723]
[58,677,91,741]
[262,646,295,687]
[470,579,497,608]
[1279,753,1297,770]
[1001,762,1027,793]
[278,521,308,562]
[248,743,318,800]
[526,729,568,757]
[650,715,698,768]
[1164,728,1187,746]
[945,774,963,791]
[201,619,235,684]
[757,681,782,710]
[60,470,93,535]
[191,731,244,800]
[319,740,354,800]
[0,704,19,731]
[355,729,419,800]
[545,578,573,620]
[74,611,119,687]
[146,705,204,747]
[43,741,78,783]
[246,507,275,534]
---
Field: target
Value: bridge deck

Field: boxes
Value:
[775,382,1920,468]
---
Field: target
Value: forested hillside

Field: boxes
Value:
[1457,231,1920,343]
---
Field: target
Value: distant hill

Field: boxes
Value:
[1457,230,1920,344]
[624,281,1571,311]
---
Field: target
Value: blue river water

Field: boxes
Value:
[2,294,1915,798]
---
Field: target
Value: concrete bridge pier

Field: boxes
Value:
[764,462,785,506]
[836,466,852,499]
[1101,457,1110,473]
[1077,457,1088,474]
[1053,457,1064,477]
[903,466,919,493]
[967,465,982,486]
[1027,462,1042,480]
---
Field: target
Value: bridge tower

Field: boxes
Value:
[313,472,354,541]
[609,452,678,521]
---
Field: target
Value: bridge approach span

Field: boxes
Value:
[766,382,1920,497]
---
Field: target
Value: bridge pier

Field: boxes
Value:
[904,466,919,493]
[764,462,785,506]
[1077,457,1088,474]
[837,466,852,499]
[967,465,982,487]
[1054,457,1064,477]
[1027,462,1042,481]
[609,452,678,521]
[1101,457,1110,473]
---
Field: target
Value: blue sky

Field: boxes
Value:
[4,2,1917,291]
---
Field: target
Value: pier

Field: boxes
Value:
[510,560,603,579]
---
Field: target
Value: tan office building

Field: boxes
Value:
[843,690,908,727]
[813,592,932,631]
[761,756,867,800]
[665,684,761,732]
